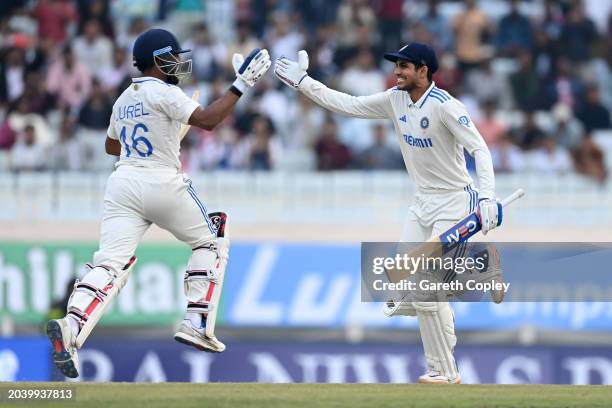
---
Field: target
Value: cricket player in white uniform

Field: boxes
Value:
[275,43,501,384]
[46,28,271,378]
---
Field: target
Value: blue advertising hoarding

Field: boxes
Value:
[3,337,612,384]
[223,243,612,330]
[0,337,50,381]
[3,242,612,330]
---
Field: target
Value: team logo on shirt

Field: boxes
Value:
[399,115,407,122]
[458,115,471,127]
[420,117,429,129]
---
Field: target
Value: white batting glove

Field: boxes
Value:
[274,50,309,89]
[478,198,502,235]
[232,48,271,94]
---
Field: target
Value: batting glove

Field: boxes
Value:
[274,50,309,89]
[232,48,271,94]
[478,198,502,235]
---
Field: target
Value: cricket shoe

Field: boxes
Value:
[174,320,225,353]
[383,296,419,317]
[46,318,80,378]
[418,371,461,384]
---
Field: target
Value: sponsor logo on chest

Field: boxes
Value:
[403,134,433,148]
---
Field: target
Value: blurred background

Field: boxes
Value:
[0,0,611,384]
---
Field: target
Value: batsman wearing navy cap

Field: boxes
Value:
[46,28,271,378]
[275,44,501,384]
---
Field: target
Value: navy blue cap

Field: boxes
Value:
[133,28,190,71]
[384,43,438,74]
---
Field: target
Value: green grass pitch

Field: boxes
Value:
[4,383,612,408]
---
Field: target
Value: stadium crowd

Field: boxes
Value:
[0,0,610,181]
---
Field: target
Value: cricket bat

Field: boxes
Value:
[386,188,525,283]
[178,90,200,141]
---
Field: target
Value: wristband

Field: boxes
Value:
[231,78,247,95]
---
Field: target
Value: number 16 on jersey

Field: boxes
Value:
[120,123,154,157]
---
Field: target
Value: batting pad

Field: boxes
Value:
[415,301,459,381]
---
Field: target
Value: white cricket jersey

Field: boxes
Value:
[107,76,199,170]
[299,78,494,198]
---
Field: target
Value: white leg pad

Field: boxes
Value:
[184,212,230,338]
[68,257,136,348]
[414,301,459,380]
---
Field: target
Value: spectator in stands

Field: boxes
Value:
[46,45,91,113]
[256,77,292,138]
[192,124,242,171]
[514,111,546,150]
[560,0,598,62]
[490,132,524,173]
[475,100,507,147]
[0,47,26,106]
[431,51,461,92]
[315,118,352,171]
[496,0,533,57]
[576,85,611,132]
[537,0,564,43]
[267,12,305,62]
[115,17,149,67]
[359,123,402,170]
[336,0,377,49]
[417,0,453,52]
[77,0,114,40]
[183,23,226,82]
[339,48,385,96]
[10,124,46,172]
[376,0,404,52]
[72,19,113,78]
[545,57,585,110]
[589,52,612,114]
[33,0,77,45]
[464,58,512,109]
[77,79,114,171]
[532,0,563,77]
[77,79,112,130]
[17,71,54,116]
[48,115,83,171]
[286,94,325,151]
[573,132,607,183]
[529,135,572,175]
[295,0,340,33]
[452,0,493,72]
[509,50,544,111]
[247,115,281,171]
[6,97,52,145]
[97,46,130,96]
[226,21,263,73]
[305,24,338,81]
[551,103,584,151]
[0,119,17,150]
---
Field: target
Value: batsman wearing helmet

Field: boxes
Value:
[275,44,501,384]
[46,28,271,378]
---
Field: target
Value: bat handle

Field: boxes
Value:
[500,188,525,207]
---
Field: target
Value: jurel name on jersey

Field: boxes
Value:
[115,102,150,121]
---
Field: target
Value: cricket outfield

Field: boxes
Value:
[4,383,612,408]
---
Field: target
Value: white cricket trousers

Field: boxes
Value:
[93,166,217,272]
